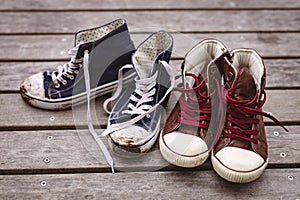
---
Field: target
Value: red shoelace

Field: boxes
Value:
[224,68,288,143]
[176,73,210,129]
[176,73,224,130]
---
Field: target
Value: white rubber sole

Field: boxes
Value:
[159,131,209,168]
[211,152,268,183]
[20,73,135,110]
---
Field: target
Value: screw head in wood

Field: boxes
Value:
[273,131,279,136]
[280,152,286,158]
[287,175,293,181]
[40,180,47,186]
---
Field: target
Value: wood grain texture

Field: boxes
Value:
[0,93,106,129]
[0,89,298,129]
[1,0,300,10]
[1,59,299,92]
[1,33,300,61]
[0,169,299,200]
[0,0,299,198]
[0,11,299,34]
[0,126,298,173]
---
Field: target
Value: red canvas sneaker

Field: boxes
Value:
[160,39,232,168]
[211,49,288,183]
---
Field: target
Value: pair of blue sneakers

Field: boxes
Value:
[20,19,175,172]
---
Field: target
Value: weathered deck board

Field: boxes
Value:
[0,169,299,200]
[1,33,300,61]
[0,90,298,129]
[0,0,299,198]
[0,126,297,173]
[1,0,300,10]
[1,59,299,93]
[0,11,299,34]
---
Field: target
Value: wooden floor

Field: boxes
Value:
[1,0,300,199]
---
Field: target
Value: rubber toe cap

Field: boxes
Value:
[163,131,208,156]
[20,72,45,99]
[215,146,265,172]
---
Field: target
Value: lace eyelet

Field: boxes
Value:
[226,72,234,82]
[146,114,151,118]
[69,75,74,80]
[62,80,67,85]
[55,83,60,88]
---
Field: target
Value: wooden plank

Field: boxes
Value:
[0,93,106,129]
[1,0,300,10]
[0,169,299,199]
[0,11,299,34]
[0,89,298,129]
[0,126,298,173]
[265,59,300,89]
[0,62,64,92]
[1,59,299,93]
[0,129,170,173]
[0,33,300,61]
[267,126,300,166]
[263,90,300,125]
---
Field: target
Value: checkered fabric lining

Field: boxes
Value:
[75,19,124,45]
[133,32,172,67]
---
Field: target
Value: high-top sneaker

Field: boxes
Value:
[211,48,288,183]
[20,19,135,110]
[160,39,232,168]
[102,31,175,154]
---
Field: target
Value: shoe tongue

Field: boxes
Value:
[133,58,154,79]
[232,67,256,100]
[228,68,257,150]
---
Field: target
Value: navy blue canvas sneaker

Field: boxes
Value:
[20,19,135,110]
[102,31,175,153]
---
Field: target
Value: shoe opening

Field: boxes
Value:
[231,49,264,92]
[183,39,227,87]
[75,19,125,45]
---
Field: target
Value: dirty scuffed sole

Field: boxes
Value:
[19,73,136,110]
[107,126,161,158]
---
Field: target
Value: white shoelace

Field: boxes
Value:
[123,71,158,116]
[83,50,115,173]
[102,60,175,136]
[51,44,82,88]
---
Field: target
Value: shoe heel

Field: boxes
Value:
[162,92,171,107]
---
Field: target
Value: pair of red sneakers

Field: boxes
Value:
[160,39,287,183]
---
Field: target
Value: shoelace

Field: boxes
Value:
[83,50,115,173]
[224,68,288,143]
[123,72,158,116]
[176,73,212,129]
[176,72,226,150]
[51,44,82,88]
[102,60,175,136]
